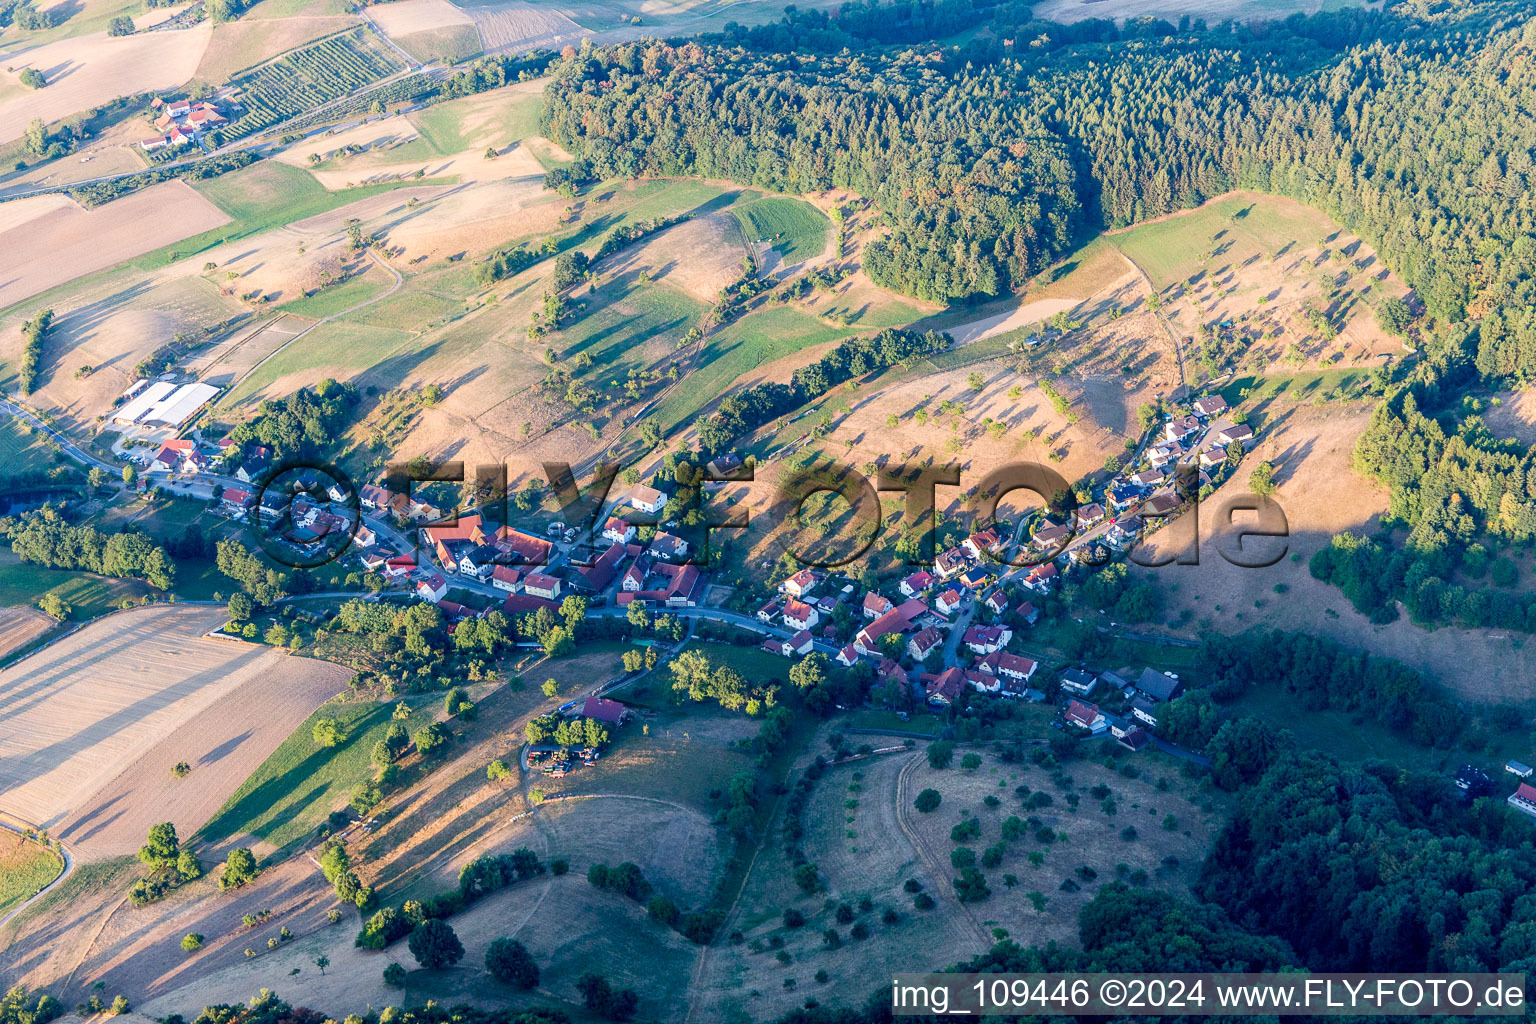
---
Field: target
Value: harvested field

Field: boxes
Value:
[369,0,476,35]
[54,653,349,860]
[946,296,1090,347]
[0,181,230,312]
[0,24,214,145]
[0,605,324,831]
[0,608,55,662]
[463,2,588,53]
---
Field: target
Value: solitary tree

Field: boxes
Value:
[485,936,539,988]
[220,848,259,890]
[315,955,330,976]
[312,718,344,748]
[407,919,464,969]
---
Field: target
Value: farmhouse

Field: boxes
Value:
[853,598,927,655]
[614,562,704,607]
[572,542,627,592]
[424,515,487,569]
[494,527,553,566]
[924,666,964,706]
[523,572,562,601]
[150,439,195,472]
[583,696,631,726]
[862,592,894,619]
[649,532,688,560]
[1130,695,1161,728]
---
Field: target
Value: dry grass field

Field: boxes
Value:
[194,15,360,83]
[0,606,332,832]
[0,23,213,145]
[0,607,56,662]
[0,181,230,311]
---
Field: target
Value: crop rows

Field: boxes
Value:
[280,73,439,134]
[222,32,404,143]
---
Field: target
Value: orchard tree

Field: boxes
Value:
[485,936,539,988]
[407,919,464,969]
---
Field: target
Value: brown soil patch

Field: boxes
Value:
[0,607,55,661]
[0,24,213,145]
[0,180,230,311]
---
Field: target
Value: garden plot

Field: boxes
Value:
[0,606,311,831]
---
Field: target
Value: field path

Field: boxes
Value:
[893,751,992,946]
[225,247,404,397]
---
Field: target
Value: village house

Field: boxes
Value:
[781,568,818,598]
[963,624,1011,654]
[1016,600,1040,626]
[490,566,523,593]
[907,627,943,661]
[1064,698,1108,734]
[963,528,1004,561]
[778,630,815,657]
[1147,444,1181,470]
[423,515,487,570]
[1130,695,1161,728]
[934,588,964,616]
[835,645,860,667]
[1021,563,1058,594]
[614,562,704,607]
[756,598,783,623]
[958,567,992,590]
[983,590,1009,616]
[1142,491,1182,517]
[494,526,552,566]
[782,599,819,632]
[602,516,637,545]
[1106,484,1141,510]
[626,484,667,515]
[1130,467,1167,489]
[621,558,650,593]
[1059,668,1097,697]
[934,547,970,579]
[583,696,630,727]
[977,650,1037,684]
[1193,395,1229,418]
[416,574,448,603]
[1163,415,1202,444]
[648,532,688,560]
[877,658,908,689]
[1106,517,1143,548]
[383,555,416,579]
[1031,522,1073,550]
[1508,783,1536,819]
[1118,726,1151,751]
[220,487,255,516]
[1199,447,1228,469]
[862,592,894,619]
[150,439,196,473]
[1216,422,1255,446]
[899,570,934,597]
[1075,503,1106,528]
[523,572,562,601]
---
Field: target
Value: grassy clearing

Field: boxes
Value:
[222,320,415,407]
[733,196,830,266]
[410,90,543,156]
[1222,369,1374,406]
[0,551,149,618]
[0,419,64,475]
[562,277,703,380]
[395,25,483,64]
[199,698,438,853]
[653,305,853,430]
[1109,193,1334,290]
[0,835,64,919]
[276,269,392,319]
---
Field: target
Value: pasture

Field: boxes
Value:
[0,418,62,475]
[0,550,150,620]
